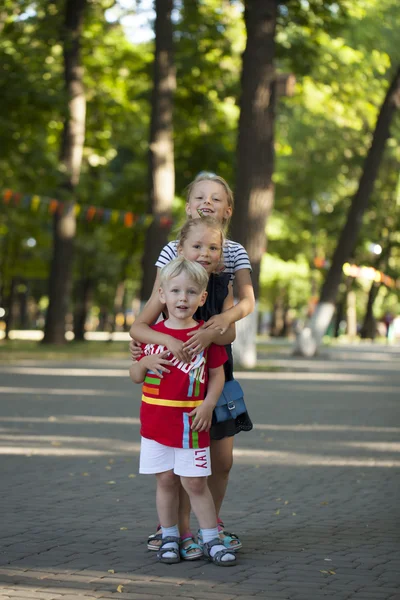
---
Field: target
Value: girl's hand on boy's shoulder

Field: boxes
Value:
[183,328,213,355]
[129,338,142,361]
[166,336,191,364]
[141,351,171,378]
[188,404,213,432]
[202,313,231,335]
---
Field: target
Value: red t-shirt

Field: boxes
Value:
[138,320,227,449]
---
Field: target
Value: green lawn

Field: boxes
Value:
[0,338,286,369]
[3,335,387,366]
[0,340,130,362]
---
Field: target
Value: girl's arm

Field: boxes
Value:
[183,284,236,354]
[188,365,225,432]
[216,283,236,344]
[129,350,171,383]
[130,268,191,363]
[129,361,148,384]
[201,268,255,334]
[130,269,165,343]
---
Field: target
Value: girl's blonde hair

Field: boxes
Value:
[178,215,225,252]
[185,172,234,227]
[159,256,209,292]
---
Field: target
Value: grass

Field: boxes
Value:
[4,335,390,365]
[0,340,130,362]
[0,338,288,371]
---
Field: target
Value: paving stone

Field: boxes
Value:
[0,347,399,600]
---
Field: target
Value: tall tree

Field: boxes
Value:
[43,0,87,343]
[140,0,175,302]
[230,0,278,367]
[231,0,277,297]
[296,65,400,356]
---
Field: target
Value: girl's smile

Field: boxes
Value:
[179,224,223,275]
[186,180,232,224]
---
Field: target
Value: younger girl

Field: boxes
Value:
[131,173,255,557]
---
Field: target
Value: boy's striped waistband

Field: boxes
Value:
[141,394,203,408]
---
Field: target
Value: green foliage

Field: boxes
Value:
[173,0,244,190]
[259,252,312,312]
[0,0,399,327]
[266,0,400,315]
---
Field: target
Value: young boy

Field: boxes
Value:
[129,257,236,566]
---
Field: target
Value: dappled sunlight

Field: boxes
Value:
[253,423,400,433]
[233,447,400,467]
[0,366,396,386]
[0,415,141,425]
[236,371,390,382]
[342,441,400,452]
[0,446,117,456]
[257,358,400,371]
[1,416,399,465]
[0,433,141,456]
[2,415,398,433]
[327,350,400,361]
[0,366,127,377]
[0,428,398,466]
[5,381,397,396]
[0,569,208,596]
[261,383,399,394]
[0,386,130,397]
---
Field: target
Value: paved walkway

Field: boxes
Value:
[0,342,399,600]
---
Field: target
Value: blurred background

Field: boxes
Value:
[0,0,399,362]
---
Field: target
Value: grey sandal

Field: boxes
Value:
[147,527,162,551]
[157,536,180,564]
[203,537,237,567]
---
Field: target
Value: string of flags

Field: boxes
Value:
[1,189,174,229]
[343,262,398,289]
[314,256,398,289]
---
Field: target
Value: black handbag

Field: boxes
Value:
[214,379,247,423]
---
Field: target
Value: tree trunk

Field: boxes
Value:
[360,282,380,339]
[231,0,278,367]
[98,308,109,332]
[270,287,288,337]
[4,277,17,340]
[73,277,94,342]
[17,280,29,329]
[109,280,126,336]
[43,0,87,344]
[360,242,392,339]
[333,297,345,338]
[140,0,175,302]
[296,65,400,356]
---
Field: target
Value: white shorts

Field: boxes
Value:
[139,437,211,477]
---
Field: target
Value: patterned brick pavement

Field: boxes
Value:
[0,343,399,599]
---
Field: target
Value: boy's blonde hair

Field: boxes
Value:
[178,216,225,267]
[159,257,209,292]
[185,172,234,227]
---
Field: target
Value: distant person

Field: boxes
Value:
[383,311,394,341]
[129,257,237,566]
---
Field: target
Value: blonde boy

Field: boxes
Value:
[130,257,236,566]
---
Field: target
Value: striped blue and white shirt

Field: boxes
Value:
[155,240,252,280]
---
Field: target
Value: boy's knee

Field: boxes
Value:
[157,470,179,489]
[181,476,207,496]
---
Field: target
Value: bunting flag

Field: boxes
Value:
[1,189,174,230]
[343,262,398,289]
[314,256,398,290]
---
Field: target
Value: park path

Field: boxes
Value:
[0,342,399,600]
